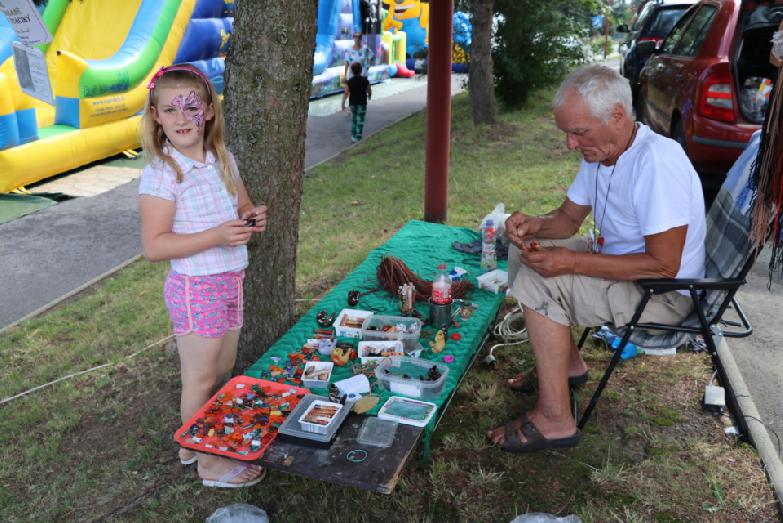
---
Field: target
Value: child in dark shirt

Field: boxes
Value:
[341,62,372,142]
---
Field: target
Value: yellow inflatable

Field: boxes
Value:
[0,0,197,192]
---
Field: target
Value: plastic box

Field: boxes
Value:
[298,400,344,435]
[357,340,404,363]
[477,269,508,293]
[302,361,333,389]
[374,356,449,399]
[357,417,398,447]
[333,309,373,338]
[377,396,437,427]
[362,315,423,353]
[278,394,350,446]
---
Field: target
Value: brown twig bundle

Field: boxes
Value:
[376,255,472,302]
[750,69,783,245]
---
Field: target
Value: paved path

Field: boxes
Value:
[724,247,783,500]
[0,75,463,331]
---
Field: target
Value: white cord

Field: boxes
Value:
[0,334,174,407]
[486,306,529,362]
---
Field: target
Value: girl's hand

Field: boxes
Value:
[242,204,268,233]
[213,219,254,247]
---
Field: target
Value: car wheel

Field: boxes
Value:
[672,118,687,154]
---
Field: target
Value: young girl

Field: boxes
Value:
[138,64,267,488]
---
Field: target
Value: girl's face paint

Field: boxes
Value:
[170,90,206,128]
[152,86,214,161]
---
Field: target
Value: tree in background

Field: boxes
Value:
[467,0,498,125]
[493,0,598,108]
[223,2,317,369]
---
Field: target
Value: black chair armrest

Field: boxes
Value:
[637,277,746,293]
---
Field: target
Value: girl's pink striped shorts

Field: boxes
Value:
[163,270,244,338]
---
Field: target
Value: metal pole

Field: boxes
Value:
[423,0,453,223]
[604,0,613,59]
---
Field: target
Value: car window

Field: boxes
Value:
[672,5,717,56]
[633,2,655,31]
[647,7,689,37]
[660,6,696,54]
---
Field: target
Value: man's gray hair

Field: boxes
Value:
[553,65,633,123]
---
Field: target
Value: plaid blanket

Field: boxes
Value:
[623,133,760,349]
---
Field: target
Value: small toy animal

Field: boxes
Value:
[429,329,446,353]
[347,290,360,306]
[331,346,356,366]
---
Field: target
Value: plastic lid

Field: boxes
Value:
[437,263,447,270]
[357,417,398,447]
[484,219,494,226]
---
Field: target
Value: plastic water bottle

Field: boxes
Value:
[432,263,452,304]
[595,326,638,360]
[481,218,497,271]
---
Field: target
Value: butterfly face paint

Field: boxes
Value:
[154,86,214,161]
[169,90,206,130]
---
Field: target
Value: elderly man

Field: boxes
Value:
[487,65,706,453]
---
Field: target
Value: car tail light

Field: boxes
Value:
[698,64,736,123]
[637,36,663,48]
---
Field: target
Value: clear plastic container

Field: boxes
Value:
[374,356,449,399]
[298,400,344,435]
[357,340,404,362]
[356,417,398,447]
[333,308,374,338]
[302,361,333,389]
[377,396,437,427]
[362,315,423,353]
[278,394,349,444]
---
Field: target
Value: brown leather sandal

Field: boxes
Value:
[507,368,588,393]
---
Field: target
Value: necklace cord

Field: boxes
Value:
[591,123,638,252]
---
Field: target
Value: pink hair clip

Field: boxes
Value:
[147,65,211,92]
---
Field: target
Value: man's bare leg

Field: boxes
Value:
[489,306,580,445]
[507,333,588,388]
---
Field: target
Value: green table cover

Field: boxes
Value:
[246,220,507,432]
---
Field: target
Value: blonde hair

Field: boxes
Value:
[140,65,236,195]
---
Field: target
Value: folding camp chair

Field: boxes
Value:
[575,136,761,435]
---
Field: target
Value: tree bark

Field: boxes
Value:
[224,2,317,369]
[468,0,498,125]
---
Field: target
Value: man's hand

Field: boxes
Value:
[506,211,541,248]
[520,246,577,277]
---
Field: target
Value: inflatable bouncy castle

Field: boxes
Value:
[0,0,234,193]
[311,0,392,99]
[380,1,471,74]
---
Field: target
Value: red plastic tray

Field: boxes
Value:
[174,376,309,461]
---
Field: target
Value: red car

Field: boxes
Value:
[638,0,780,191]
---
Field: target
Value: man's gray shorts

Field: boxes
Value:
[508,238,692,329]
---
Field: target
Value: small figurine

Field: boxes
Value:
[316,310,336,328]
[347,290,360,306]
[331,346,355,366]
[429,329,446,353]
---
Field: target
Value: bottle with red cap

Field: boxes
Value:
[431,263,452,304]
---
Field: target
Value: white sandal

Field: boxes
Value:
[202,463,266,489]
[179,450,198,465]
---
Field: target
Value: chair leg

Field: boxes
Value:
[578,291,653,430]
[577,333,627,430]
[577,327,592,349]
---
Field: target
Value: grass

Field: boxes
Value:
[0,90,778,522]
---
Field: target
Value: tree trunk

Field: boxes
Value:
[468,0,497,125]
[224,2,317,370]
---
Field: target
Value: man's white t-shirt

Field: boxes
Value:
[566,123,706,280]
